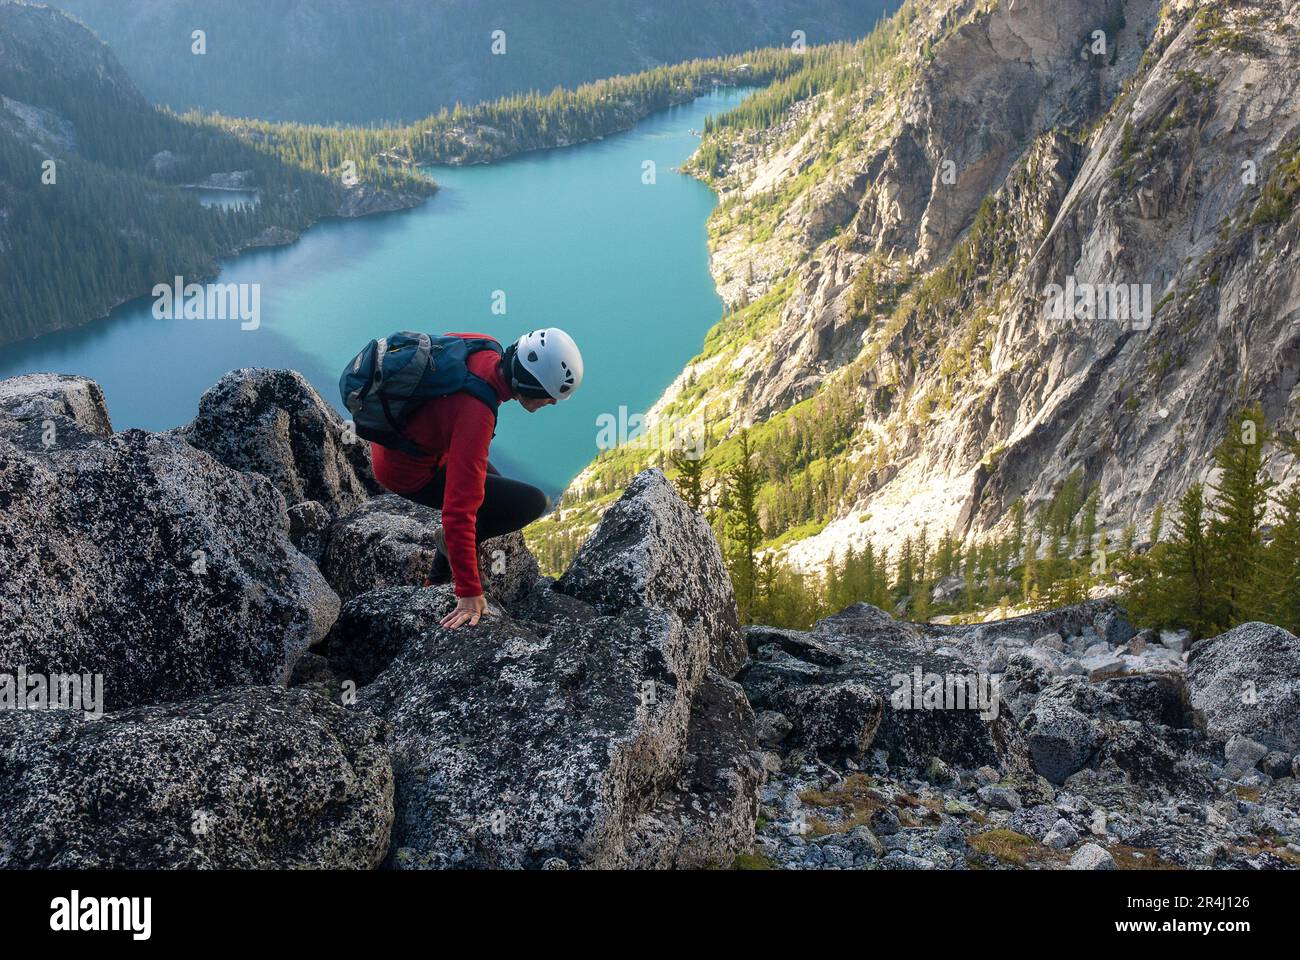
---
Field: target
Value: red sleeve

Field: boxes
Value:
[442,394,493,598]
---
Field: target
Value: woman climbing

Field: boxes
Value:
[343,328,583,629]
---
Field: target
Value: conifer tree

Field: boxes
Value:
[1207,404,1272,624]
[895,537,915,600]
[1129,482,1219,635]
[670,435,709,514]
[1079,485,1100,559]
[1008,498,1026,566]
[724,430,764,623]
[1149,502,1165,545]
[1264,483,1300,633]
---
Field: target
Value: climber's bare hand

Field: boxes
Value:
[441,594,488,630]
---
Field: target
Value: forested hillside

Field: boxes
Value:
[0,1,433,348]
[203,44,855,169]
[50,0,896,124]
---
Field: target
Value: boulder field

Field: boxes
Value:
[0,371,1297,869]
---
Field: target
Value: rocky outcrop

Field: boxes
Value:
[557,469,747,677]
[5,370,1296,871]
[743,609,1030,773]
[625,671,763,869]
[1187,622,1300,754]
[181,368,378,518]
[0,416,337,711]
[315,470,770,869]
[320,494,538,603]
[333,587,715,869]
[337,184,428,218]
[0,687,392,868]
[0,372,112,441]
[749,598,1297,870]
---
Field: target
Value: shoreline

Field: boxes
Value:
[7,87,755,355]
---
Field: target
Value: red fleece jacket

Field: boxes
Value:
[370,333,513,597]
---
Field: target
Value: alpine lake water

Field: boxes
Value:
[0,87,753,495]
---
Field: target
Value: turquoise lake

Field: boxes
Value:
[0,88,751,494]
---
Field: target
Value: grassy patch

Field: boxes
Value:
[1110,845,1179,870]
[968,829,1066,868]
[798,773,886,835]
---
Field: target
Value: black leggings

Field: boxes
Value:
[404,461,549,541]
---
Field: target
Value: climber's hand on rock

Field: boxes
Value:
[441,594,488,630]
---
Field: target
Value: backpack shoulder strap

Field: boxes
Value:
[460,336,504,359]
[461,374,501,418]
[457,336,503,426]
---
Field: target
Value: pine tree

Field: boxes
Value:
[670,436,709,513]
[1121,520,1137,555]
[724,430,764,623]
[1207,404,1272,623]
[1129,482,1219,635]
[895,537,915,601]
[1264,483,1300,633]
[1008,498,1026,568]
[1079,485,1100,559]
[1022,531,1040,605]
[1150,502,1165,545]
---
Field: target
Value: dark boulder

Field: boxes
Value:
[625,671,762,868]
[1187,622,1300,753]
[320,494,538,602]
[0,424,337,711]
[557,469,746,676]
[743,610,1030,772]
[0,687,392,868]
[180,368,378,517]
[331,586,748,868]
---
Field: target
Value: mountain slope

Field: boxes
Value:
[50,0,898,124]
[0,0,432,348]
[540,0,1300,593]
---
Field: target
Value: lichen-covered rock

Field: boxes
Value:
[288,499,333,563]
[335,586,722,868]
[323,586,459,687]
[1187,622,1300,753]
[1020,674,1206,793]
[743,615,1030,773]
[320,494,539,602]
[557,469,746,676]
[626,671,763,868]
[1021,699,1101,784]
[1068,843,1117,871]
[0,425,337,711]
[0,687,393,868]
[737,637,882,758]
[0,372,112,444]
[781,682,883,757]
[180,368,378,517]
[923,600,1136,666]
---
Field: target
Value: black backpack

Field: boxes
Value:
[339,332,503,456]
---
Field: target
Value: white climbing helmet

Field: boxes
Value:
[512,328,583,401]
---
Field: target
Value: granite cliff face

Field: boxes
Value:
[1,368,1296,869]
[563,0,1299,574]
